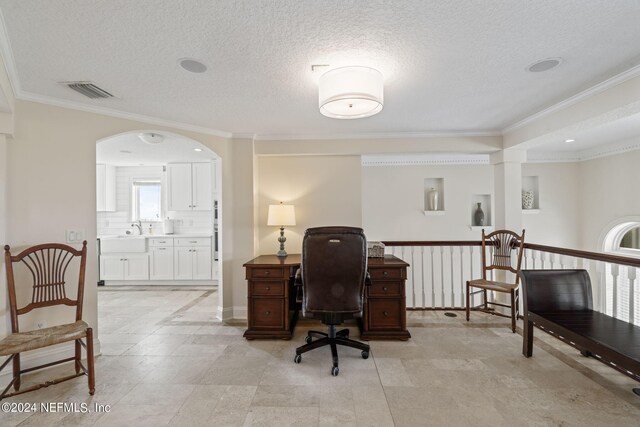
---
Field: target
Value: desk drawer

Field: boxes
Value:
[174,237,210,247]
[368,282,402,297]
[367,299,403,329]
[369,267,404,280]
[250,298,285,329]
[251,281,285,296]
[248,268,285,279]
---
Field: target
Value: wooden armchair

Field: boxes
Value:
[465,229,525,332]
[0,241,95,400]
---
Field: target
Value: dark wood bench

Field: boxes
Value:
[519,269,640,392]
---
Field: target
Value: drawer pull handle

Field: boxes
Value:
[264,271,270,275]
[383,311,389,317]
[383,271,388,276]
[383,287,388,291]
[264,311,270,316]
[190,241,197,243]
[265,286,270,291]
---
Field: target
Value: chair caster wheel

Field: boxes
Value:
[305,335,312,344]
[294,354,302,364]
[361,350,369,359]
[331,366,339,376]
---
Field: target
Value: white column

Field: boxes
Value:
[490,149,526,231]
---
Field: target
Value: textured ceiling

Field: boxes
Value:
[2,0,640,138]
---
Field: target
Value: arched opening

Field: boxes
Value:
[601,218,640,324]
[95,130,223,347]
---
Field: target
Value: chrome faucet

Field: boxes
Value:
[131,220,143,235]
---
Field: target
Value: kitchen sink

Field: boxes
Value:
[100,236,146,253]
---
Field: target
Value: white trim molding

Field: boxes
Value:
[527,138,640,163]
[361,153,490,167]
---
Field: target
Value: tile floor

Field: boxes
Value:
[2,286,640,426]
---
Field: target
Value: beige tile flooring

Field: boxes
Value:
[3,286,640,426]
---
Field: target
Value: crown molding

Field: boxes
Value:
[253,130,501,141]
[526,138,640,163]
[503,63,640,134]
[361,153,490,167]
[18,91,232,138]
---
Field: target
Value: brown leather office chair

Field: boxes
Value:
[0,241,95,400]
[465,229,525,332]
[293,226,370,376]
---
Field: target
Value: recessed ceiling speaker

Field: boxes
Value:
[138,133,165,144]
[178,58,207,73]
[527,58,563,72]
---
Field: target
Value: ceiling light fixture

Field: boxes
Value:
[138,132,165,144]
[194,148,203,152]
[318,66,384,119]
[527,58,563,73]
[564,139,576,144]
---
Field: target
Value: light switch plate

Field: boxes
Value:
[66,229,85,243]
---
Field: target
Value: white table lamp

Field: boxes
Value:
[267,203,296,257]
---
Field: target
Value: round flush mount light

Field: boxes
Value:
[564,139,576,144]
[319,66,384,119]
[527,58,563,73]
[138,132,165,144]
[178,58,207,73]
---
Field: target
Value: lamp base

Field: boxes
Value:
[276,226,288,257]
[276,249,288,257]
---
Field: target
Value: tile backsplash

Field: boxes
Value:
[97,166,214,236]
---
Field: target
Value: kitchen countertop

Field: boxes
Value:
[98,233,213,239]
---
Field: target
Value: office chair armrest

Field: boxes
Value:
[294,268,303,286]
[365,272,372,286]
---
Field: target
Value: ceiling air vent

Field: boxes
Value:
[64,82,114,99]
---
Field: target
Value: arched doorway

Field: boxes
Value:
[95,130,223,349]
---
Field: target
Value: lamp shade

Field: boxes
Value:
[318,66,384,119]
[267,204,296,226]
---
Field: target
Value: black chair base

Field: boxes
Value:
[294,325,370,376]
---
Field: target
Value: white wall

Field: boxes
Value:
[257,155,362,255]
[578,148,640,251]
[521,162,580,247]
[362,163,494,241]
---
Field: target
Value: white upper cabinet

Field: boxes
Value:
[96,164,116,211]
[167,162,213,211]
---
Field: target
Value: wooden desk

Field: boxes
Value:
[243,254,411,340]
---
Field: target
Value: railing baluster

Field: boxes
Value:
[439,246,444,307]
[430,246,435,309]
[611,264,619,319]
[421,246,426,309]
[627,267,636,324]
[410,246,416,309]
[448,246,454,308]
[469,245,474,307]
[459,246,464,309]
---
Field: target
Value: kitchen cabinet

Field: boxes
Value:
[167,162,213,211]
[96,164,116,212]
[174,237,212,280]
[149,237,174,280]
[99,254,149,280]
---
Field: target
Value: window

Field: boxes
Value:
[132,180,162,221]
[620,226,640,251]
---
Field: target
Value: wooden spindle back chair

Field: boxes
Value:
[465,229,525,332]
[0,241,95,400]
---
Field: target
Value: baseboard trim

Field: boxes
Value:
[233,306,248,320]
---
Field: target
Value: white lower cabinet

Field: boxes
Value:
[174,238,212,280]
[100,254,149,280]
[100,236,212,283]
[150,247,174,280]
